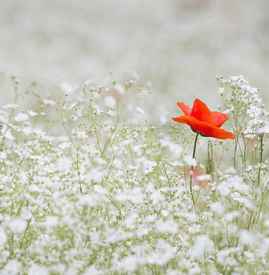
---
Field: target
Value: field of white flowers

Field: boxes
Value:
[1,1,269,274]
[0,74,268,274]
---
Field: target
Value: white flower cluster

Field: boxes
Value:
[0,78,268,274]
[218,75,269,137]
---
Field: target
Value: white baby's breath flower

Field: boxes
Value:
[87,169,104,183]
[83,266,102,275]
[104,96,116,108]
[116,256,139,272]
[0,226,7,246]
[0,152,7,160]
[116,187,145,204]
[136,106,145,115]
[2,260,22,275]
[210,202,225,215]
[58,142,72,149]
[230,193,255,210]
[60,82,74,95]
[142,159,156,174]
[14,112,29,122]
[56,157,72,172]
[190,235,214,259]
[29,264,49,275]
[43,99,56,106]
[160,138,182,158]
[160,114,167,124]
[218,75,269,136]
[155,220,178,234]
[239,230,257,246]
[43,216,59,228]
[8,218,27,234]
[257,121,269,135]
[150,190,164,204]
[22,127,34,135]
[147,240,176,265]
[217,175,250,196]
[224,211,240,222]
[184,155,197,167]
[2,104,19,109]
[28,110,38,117]
[125,212,138,228]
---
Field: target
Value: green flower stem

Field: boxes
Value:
[252,134,265,226]
[233,134,238,169]
[190,133,199,208]
[207,140,214,179]
[257,134,264,186]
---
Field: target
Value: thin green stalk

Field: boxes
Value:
[251,134,265,226]
[19,218,32,249]
[189,133,199,208]
[60,108,83,193]
[257,134,264,186]
[192,133,199,159]
[207,140,214,179]
[75,149,83,193]
[233,134,238,169]
[242,134,247,169]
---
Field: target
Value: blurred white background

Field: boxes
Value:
[0,0,268,106]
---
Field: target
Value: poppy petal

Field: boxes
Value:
[191,98,212,123]
[211,112,228,127]
[209,126,235,139]
[173,115,235,140]
[177,102,191,115]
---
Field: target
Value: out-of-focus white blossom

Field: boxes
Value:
[14,112,29,122]
[218,75,269,136]
[190,235,214,259]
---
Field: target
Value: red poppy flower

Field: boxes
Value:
[172,98,235,140]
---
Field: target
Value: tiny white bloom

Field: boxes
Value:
[57,157,72,172]
[14,112,28,122]
[184,155,197,167]
[0,226,7,246]
[104,96,116,108]
[29,264,49,275]
[190,235,214,259]
[43,99,56,106]
[8,218,27,234]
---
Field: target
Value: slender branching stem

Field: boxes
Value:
[207,140,214,178]
[257,134,264,186]
[233,134,238,169]
[75,149,83,193]
[252,134,265,226]
[242,134,247,169]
